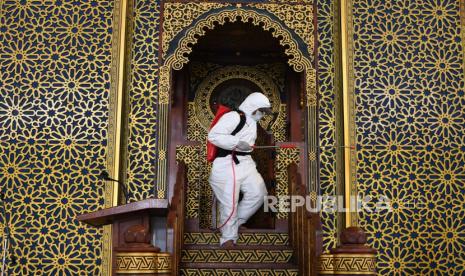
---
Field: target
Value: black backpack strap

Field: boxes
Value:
[231,111,246,135]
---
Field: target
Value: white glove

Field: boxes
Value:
[236,141,252,151]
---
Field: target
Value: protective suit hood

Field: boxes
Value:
[238,92,271,117]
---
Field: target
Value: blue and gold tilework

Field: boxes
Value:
[0,0,115,274]
[124,0,161,201]
[317,0,341,253]
[352,0,465,274]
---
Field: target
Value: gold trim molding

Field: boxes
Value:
[318,253,377,275]
[105,0,129,274]
[115,252,172,274]
[341,0,358,227]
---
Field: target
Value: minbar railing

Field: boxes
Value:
[166,162,186,276]
[288,163,323,276]
[287,163,378,276]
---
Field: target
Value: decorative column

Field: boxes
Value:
[318,227,377,275]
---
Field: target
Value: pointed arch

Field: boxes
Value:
[156,6,317,199]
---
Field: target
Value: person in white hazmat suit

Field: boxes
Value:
[208,92,272,247]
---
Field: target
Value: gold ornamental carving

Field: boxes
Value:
[192,65,283,133]
[176,145,203,219]
[190,62,223,83]
[164,7,313,74]
[270,104,287,143]
[318,254,335,274]
[162,3,228,58]
[275,147,300,219]
[176,144,213,227]
[187,63,287,142]
[187,102,206,142]
[318,254,377,275]
[181,248,294,263]
[115,252,172,274]
[158,65,171,105]
[254,3,314,56]
[184,232,290,246]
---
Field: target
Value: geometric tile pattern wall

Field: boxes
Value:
[124,0,160,201]
[352,0,465,274]
[0,0,115,274]
[317,0,340,252]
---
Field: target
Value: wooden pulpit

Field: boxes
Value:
[77,198,171,275]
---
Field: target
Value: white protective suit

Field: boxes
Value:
[208,92,271,245]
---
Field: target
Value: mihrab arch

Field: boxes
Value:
[155,5,318,200]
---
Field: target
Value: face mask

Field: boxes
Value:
[251,110,264,121]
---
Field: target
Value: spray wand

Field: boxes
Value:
[252,145,356,150]
[213,143,356,240]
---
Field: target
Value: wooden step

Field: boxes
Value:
[180,263,299,275]
[184,232,289,246]
[182,244,294,263]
